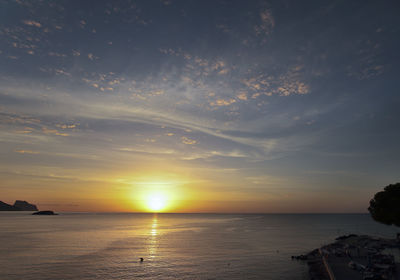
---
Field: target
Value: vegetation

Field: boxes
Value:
[368,183,400,227]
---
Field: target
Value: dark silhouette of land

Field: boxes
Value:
[1,200,58,215]
[297,234,399,280]
[295,183,400,279]
[0,200,38,211]
[32,210,57,215]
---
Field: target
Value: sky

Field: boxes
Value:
[0,0,399,213]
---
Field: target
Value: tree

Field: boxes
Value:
[368,183,400,227]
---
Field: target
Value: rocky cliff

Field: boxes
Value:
[0,200,38,211]
[13,200,38,211]
[0,201,20,211]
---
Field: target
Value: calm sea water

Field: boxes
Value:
[0,213,398,280]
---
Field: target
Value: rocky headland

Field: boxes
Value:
[293,234,400,280]
[0,200,38,211]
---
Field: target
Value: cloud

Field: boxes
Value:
[42,127,69,136]
[14,129,33,134]
[181,136,197,145]
[22,20,42,28]
[15,149,39,154]
[56,123,77,129]
[0,0,396,214]
[236,92,248,101]
[82,74,124,92]
[209,98,236,107]
[218,69,229,75]
[346,38,385,80]
[245,175,288,186]
[0,114,41,125]
[211,61,225,70]
[210,150,248,158]
[254,9,274,42]
[148,90,164,96]
[48,52,67,57]
[14,126,35,134]
[347,64,384,80]
[277,81,309,96]
[54,69,70,76]
[241,65,310,97]
[0,78,310,161]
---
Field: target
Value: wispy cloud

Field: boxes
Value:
[42,127,69,137]
[14,149,39,154]
[0,0,398,212]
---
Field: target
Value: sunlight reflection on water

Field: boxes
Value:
[1,213,398,280]
[148,215,158,259]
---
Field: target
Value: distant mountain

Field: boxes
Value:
[13,200,38,211]
[0,200,38,211]
[0,201,20,211]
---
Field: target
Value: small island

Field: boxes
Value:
[32,210,58,215]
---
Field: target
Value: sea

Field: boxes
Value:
[0,213,398,280]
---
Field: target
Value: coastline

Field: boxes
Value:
[295,234,400,280]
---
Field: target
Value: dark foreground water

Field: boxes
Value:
[0,213,398,280]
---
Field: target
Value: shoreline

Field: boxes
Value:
[294,234,400,280]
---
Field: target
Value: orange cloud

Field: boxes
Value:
[56,124,77,129]
[210,98,236,107]
[23,20,41,28]
[15,150,39,154]
[42,127,69,136]
[237,92,248,100]
[181,136,197,145]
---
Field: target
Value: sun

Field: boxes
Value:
[146,193,167,212]
[130,179,180,212]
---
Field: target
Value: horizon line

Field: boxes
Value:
[24,211,370,214]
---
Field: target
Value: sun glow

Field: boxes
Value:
[129,178,184,212]
[147,193,167,212]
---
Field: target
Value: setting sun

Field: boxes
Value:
[147,193,167,212]
[129,179,184,212]
[131,180,178,212]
